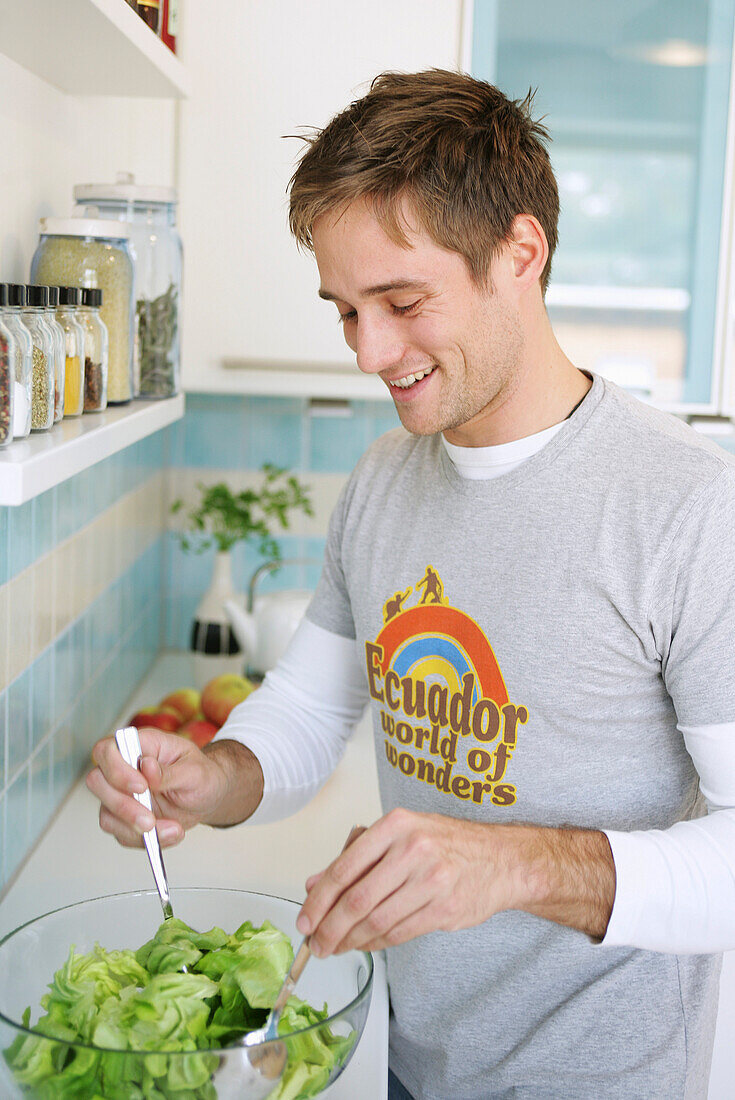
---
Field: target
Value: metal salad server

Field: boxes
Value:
[244,825,366,1053]
[114,726,175,923]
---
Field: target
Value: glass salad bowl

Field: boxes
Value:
[0,888,374,1100]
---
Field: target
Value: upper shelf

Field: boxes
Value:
[0,0,189,98]
[0,395,185,505]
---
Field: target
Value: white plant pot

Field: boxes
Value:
[190,551,245,689]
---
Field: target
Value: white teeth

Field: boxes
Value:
[389,366,434,389]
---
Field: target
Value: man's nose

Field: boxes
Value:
[354,316,407,376]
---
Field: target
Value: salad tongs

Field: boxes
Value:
[115,726,175,923]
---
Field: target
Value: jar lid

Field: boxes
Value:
[81,287,103,308]
[39,217,131,241]
[47,286,59,307]
[58,286,82,307]
[26,285,49,307]
[6,284,25,307]
[0,285,7,308]
[74,171,177,206]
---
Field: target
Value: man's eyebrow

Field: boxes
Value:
[318,279,431,302]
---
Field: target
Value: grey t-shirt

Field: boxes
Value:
[306,372,735,1099]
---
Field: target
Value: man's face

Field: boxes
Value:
[312,198,525,440]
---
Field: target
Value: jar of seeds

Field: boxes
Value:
[22,285,55,432]
[74,174,181,398]
[0,284,32,439]
[79,287,109,412]
[56,287,86,417]
[31,219,134,404]
[0,307,15,448]
[45,285,66,421]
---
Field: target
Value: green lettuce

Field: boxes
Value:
[3,918,356,1100]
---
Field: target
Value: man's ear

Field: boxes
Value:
[508,213,548,291]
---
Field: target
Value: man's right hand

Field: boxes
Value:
[86,731,264,848]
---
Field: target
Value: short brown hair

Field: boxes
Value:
[288,69,559,293]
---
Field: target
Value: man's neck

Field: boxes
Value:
[444,351,592,449]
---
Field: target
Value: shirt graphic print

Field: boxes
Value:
[364,566,529,808]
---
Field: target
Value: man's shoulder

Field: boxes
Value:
[598,380,735,492]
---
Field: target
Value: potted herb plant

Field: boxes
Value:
[171,464,313,682]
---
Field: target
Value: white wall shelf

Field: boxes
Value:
[0,0,189,98]
[0,394,185,505]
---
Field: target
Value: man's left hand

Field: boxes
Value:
[296,807,616,954]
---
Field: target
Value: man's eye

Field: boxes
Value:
[392,300,421,316]
[337,310,357,325]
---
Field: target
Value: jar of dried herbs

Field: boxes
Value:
[0,284,32,439]
[79,287,109,412]
[74,175,181,399]
[22,285,55,432]
[55,286,86,417]
[0,310,16,448]
[31,219,135,404]
[45,285,66,421]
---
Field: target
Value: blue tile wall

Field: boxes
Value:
[164,394,399,649]
[0,430,168,894]
[4,435,167,586]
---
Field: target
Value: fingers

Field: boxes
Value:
[86,759,155,836]
[297,820,395,945]
[308,856,410,956]
[87,729,181,844]
[97,805,184,849]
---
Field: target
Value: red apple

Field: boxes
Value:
[129,706,182,733]
[201,674,255,727]
[178,718,219,748]
[159,688,201,725]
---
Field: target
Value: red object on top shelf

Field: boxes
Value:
[160,0,178,54]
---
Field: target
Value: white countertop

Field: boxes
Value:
[0,652,388,1100]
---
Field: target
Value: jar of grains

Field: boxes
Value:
[31,219,134,404]
[45,285,66,421]
[0,284,32,439]
[22,285,55,432]
[0,303,15,448]
[56,287,86,417]
[79,287,109,412]
[74,174,182,399]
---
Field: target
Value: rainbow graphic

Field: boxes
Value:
[374,604,509,707]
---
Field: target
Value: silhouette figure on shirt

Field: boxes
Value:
[416,566,445,605]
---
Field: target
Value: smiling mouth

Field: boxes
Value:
[387,365,436,390]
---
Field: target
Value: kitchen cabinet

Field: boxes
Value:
[470,0,735,417]
[177,0,462,394]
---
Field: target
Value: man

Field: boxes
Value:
[88,70,735,1099]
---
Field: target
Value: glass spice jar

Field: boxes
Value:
[0,304,15,449]
[22,285,55,432]
[74,174,182,399]
[45,285,66,421]
[79,287,109,413]
[0,284,32,439]
[31,219,135,405]
[56,287,86,417]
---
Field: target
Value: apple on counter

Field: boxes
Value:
[158,688,201,725]
[126,675,256,750]
[200,674,255,727]
[127,706,183,733]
